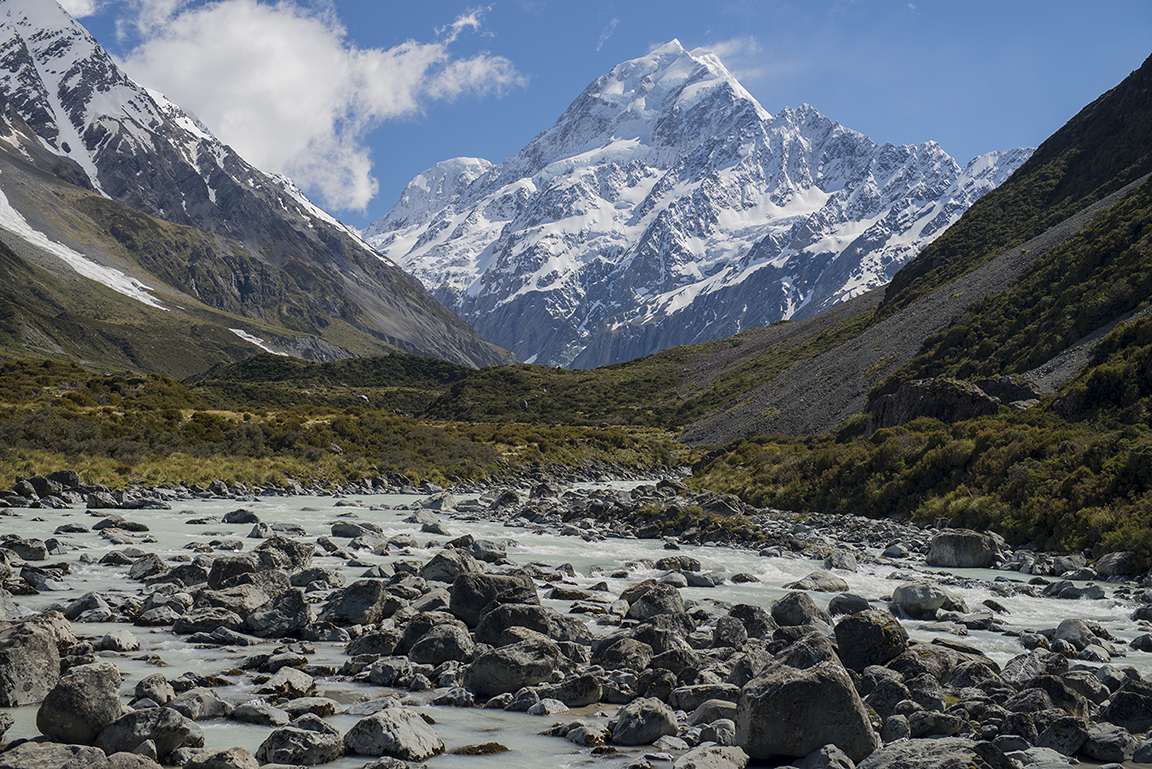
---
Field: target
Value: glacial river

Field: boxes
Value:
[0,485,1147,768]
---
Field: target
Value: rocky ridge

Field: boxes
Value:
[367,40,1030,368]
[0,0,512,368]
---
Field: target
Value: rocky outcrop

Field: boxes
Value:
[867,378,1003,435]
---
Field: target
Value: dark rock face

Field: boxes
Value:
[867,378,1002,435]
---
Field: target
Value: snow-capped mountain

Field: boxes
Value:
[0,0,512,368]
[367,40,1032,368]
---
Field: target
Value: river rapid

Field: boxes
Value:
[0,482,1149,768]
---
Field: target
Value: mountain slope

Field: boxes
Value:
[367,40,1030,368]
[0,0,513,369]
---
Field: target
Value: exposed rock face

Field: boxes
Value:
[368,41,1029,368]
[867,378,1002,435]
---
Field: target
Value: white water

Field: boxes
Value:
[0,487,1148,767]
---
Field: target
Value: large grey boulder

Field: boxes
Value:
[420,548,482,583]
[855,737,1012,769]
[925,529,1003,568]
[833,609,909,672]
[254,536,314,573]
[867,378,1002,435]
[246,588,311,638]
[736,661,879,763]
[36,661,124,744]
[255,722,344,765]
[343,708,445,760]
[192,585,269,621]
[784,570,850,593]
[167,689,233,721]
[673,745,749,769]
[475,603,554,645]
[407,623,475,665]
[770,592,831,627]
[449,572,537,627]
[890,582,967,620]
[463,638,562,697]
[172,607,245,635]
[0,742,113,769]
[95,706,205,757]
[609,697,678,746]
[181,747,260,769]
[322,580,403,626]
[1100,679,1152,732]
[0,611,77,706]
[626,583,686,620]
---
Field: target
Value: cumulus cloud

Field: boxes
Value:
[58,0,101,17]
[116,0,522,211]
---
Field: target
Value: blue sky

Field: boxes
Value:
[65,0,1152,230]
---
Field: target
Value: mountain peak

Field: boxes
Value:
[368,42,1032,369]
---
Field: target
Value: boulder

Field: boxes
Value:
[36,661,124,744]
[609,697,678,746]
[463,638,562,697]
[1100,679,1152,732]
[833,609,909,672]
[475,603,554,645]
[736,661,878,763]
[784,570,849,592]
[134,675,175,706]
[0,742,112,769]
[408,623,475,665]
[1096,550,1142,577]
[253,536,313,573]
[890,582,967,620]
[854,737,1011,769]
[866,378,1001,435]
[770,592,831,627]
[420,548,482,583]
[255,724,344,765]
[322,580,403,626]
[168,689,233,721]
[626,582,686,620]
[343,708,445,760]
[449,572,538,627]
[246,588,311,638]
[95,706,205,757]
[925,529,1002,568]
[0,611,77,706]
[182,747,260,769]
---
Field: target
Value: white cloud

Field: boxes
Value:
[596,18,618,51]
[695,36,765,83]
[58,0,101,17]
[116,0,522,212]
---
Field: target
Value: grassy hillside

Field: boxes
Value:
[878,53,1152,319]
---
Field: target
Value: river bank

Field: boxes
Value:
[0,471,1149,768]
